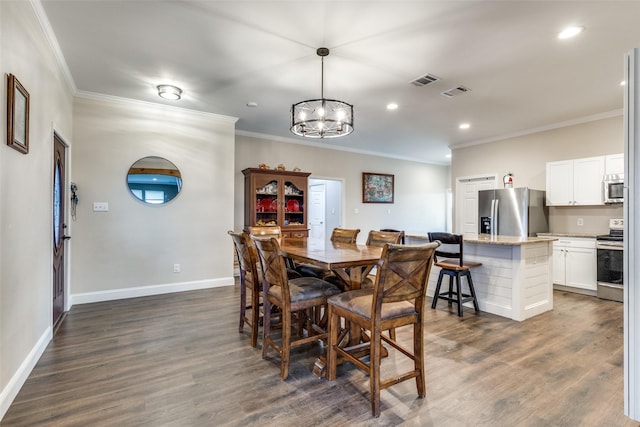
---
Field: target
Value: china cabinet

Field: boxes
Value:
[242,168,310,237]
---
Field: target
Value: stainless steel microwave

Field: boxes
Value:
[603,174,624,204]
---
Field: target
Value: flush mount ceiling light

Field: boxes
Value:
[290,47,354,139]
[157,84,182,100]
[558,26,584,39]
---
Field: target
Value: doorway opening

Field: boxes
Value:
[308,178,344,246]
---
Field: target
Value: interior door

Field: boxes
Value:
[52,134,67,327]
[308,184,326,242]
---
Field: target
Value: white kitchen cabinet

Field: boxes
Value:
[546,156,605,206]
[605,153,624,175]
[550,237,597,291]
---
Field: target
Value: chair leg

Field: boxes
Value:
[455,273,463,317]
[250,286,260,348]
[414,318,426,397]
[447,274,454,306]
[262,298,271,359]
[280,310,291,380]
[466,272,480,312]
[431,270,445,309]
[370,325,382,418]
[239,271,247,333]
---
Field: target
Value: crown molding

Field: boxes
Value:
[29,0,77,93]
[450,109,623,150]
[75,90,239,124]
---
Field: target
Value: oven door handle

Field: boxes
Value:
[596,243,624,250]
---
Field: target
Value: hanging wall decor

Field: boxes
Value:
[362,172,394,203]
[6,74,29,154]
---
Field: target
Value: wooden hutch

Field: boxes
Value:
[242,168,311,237]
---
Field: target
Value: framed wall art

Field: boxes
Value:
[362,172,394,203]
[7,73,29,154]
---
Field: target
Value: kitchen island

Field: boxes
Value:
[406,233,556,321]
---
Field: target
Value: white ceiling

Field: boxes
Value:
[39,1,640,164]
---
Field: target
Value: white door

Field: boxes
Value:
[308,184,326,243]
[456,175,496,235]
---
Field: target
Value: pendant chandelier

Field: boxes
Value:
[290,47,354,139]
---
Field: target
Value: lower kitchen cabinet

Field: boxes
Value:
[550,236,597,291]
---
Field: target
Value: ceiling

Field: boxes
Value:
[39,1,640,165]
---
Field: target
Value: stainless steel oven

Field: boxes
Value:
[596,219,624,302]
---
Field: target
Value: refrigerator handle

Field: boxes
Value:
[490,199,495,236]
[491,199,500,236]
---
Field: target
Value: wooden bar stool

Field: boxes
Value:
[427,232,480,317]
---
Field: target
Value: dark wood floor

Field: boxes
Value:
[1,285,636,426]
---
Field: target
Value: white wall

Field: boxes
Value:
[0,0,74,417]
[70,94,237,302]
[452,115,625,235]
[235,135,450,242]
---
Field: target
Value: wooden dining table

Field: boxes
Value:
[279,237,384,377]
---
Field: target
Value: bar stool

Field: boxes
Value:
[427,232,480,317]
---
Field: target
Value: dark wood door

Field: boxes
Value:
[52,134,67,327]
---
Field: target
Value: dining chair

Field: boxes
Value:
[248,225,301,279]
[252,236,342,380]
[297,228,361,280]
[228,230,262,347]
[326,241,440,417]
[427,232,481,317]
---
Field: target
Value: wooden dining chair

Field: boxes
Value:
[326,242,440,417]
[428,232,481,317]
[228,231,262,347]
[252,236,342,380]
[366,230,404,247]
[297,228,361,280]
[248,225,301,279]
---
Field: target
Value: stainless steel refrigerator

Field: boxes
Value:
[478,188,549,237]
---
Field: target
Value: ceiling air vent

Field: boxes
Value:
[410,73,440,87]
[441,85,471,98]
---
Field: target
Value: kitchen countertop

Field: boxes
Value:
[406,233,556,246]
[537,232,601,238]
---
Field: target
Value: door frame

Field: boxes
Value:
[308,176,344,243]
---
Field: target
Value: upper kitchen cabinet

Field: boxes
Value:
[546,156,605,206]
[605,153,624,175]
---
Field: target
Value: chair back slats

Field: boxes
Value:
[427,232,464,267]
[228,231,257,273]
[366,230,403,247]
[248,225,282,239]
[380,228,405,244]
[330,228,360,243]
[252,236,290,303]
[373,242,439,306]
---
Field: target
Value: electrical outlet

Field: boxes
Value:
[93,202,109,212]
[354,208,359,214]
[577,218,584,226]
[173,264,181,273]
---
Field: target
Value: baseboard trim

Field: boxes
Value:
[0,327,52,421]
[70,277,234,305]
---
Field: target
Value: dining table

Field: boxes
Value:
[279,237,384,377]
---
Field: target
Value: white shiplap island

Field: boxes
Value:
[406,234,557,321]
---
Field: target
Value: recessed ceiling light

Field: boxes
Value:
[157,84,182,100]
[386,103,398,110]
[620,81,627,86]
[459,123,470,130]
[558,26,584,40]
[247,101,258,107]
[445,154,452,159]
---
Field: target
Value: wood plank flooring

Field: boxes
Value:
[1,286,637,426]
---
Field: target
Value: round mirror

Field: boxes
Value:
[127,156,182,204]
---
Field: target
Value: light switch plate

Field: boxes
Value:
[93,202,109,212]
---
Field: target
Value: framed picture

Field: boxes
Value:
[362,172,394,203]
[7,74,29,154]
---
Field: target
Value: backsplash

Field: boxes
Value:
[548,205,624,235]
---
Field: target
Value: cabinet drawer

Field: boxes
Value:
[550,237,596,249]
[283,230,309,238]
